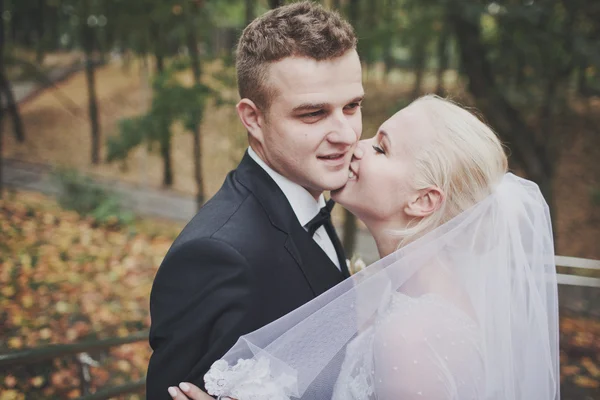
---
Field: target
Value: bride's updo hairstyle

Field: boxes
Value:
[399,95,508,246]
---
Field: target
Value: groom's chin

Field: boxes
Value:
[320,174,349,194]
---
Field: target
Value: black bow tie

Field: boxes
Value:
[305,199,336,236]
[305,199,351,278]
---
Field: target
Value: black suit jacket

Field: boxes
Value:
[146,152,346,399]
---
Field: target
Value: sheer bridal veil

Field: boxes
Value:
[204,173,560,400]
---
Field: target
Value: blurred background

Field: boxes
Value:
[0,0,598,399]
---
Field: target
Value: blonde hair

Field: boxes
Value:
[397,95,508,246]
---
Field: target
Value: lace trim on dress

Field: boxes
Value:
[204,357,297,400]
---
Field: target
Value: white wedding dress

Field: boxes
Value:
[331,293,484,400]
[204,174,560,400]
[205,291,485,400]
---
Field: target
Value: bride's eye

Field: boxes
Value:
[372,144,386,155]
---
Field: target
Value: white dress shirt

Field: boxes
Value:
[248,147,341,270]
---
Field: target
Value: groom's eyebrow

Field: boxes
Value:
[292,96,364,113]
[293,102,327,112]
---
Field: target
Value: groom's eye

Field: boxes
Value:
[303,110,325,117]
[344,102,361,112]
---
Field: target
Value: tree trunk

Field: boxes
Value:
[150,25,172,187]
[348,0,360,55]
[449,9,550,179]
[155,53,164,74]
[382,0,395,80]
[186,2,206,209]
[435,19,449,96]
[84,55,100,164]
[245,0,255,26]
[0,0,4,197]
[0,0,24,143]
[577,62,587,97]
[160,133,173,187]
[411,42,426,99]
[383,42,393,80]
[48,2,60,52]
[342,208,357,258]
[269,0,283,9]
[512,50,525,90]
[348,0,360,27]
[151,24,164,74]
[341,0,361,255]
[0,105,3,199]
[35,0,45,64]
[448,5,555,222]
[0,73,23,142]
[539,79,558,156]
[81,0,101,164]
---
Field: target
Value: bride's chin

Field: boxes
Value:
[331,183,353,204]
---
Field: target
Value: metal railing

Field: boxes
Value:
[556,255,600,287]
[0,331,148,399]
[0,256,597,399]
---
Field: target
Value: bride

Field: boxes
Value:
[169,95,560,399]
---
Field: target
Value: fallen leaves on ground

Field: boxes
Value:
[0,191,179,398]
[560,314,600,394]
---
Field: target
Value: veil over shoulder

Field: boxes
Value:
[204,173,560,400]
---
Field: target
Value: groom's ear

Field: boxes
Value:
[237,99,265,143]
[404,187,444,218]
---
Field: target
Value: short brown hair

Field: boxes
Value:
[236,1,357,110]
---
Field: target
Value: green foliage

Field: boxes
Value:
[106,117,145,165]
[390,95,412,116]
[51,168,134,226]
[106,61,214,165]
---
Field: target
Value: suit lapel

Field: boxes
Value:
[286,220,345,295]
[235,152,344,295]
[326,220,350,278]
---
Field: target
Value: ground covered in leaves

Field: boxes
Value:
[0,191,181,399]
[560,314,600,398]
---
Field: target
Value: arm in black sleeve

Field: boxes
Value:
[146,237,257,400]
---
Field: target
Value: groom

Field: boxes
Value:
[146,2,364,398]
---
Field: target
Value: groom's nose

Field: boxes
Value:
[327,112,359,145]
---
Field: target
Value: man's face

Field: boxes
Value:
[251,50,364,198]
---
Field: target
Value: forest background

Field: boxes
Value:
[0,0,598,399]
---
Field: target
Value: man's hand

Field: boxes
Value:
[168,382,216,400]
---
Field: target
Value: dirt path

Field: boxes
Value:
[6,61,88,106]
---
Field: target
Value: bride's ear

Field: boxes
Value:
[404,187,444,218]
[237,99,265,143]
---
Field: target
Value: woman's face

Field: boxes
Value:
[332,105,435,228]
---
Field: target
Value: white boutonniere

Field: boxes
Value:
[346,255,366,275]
